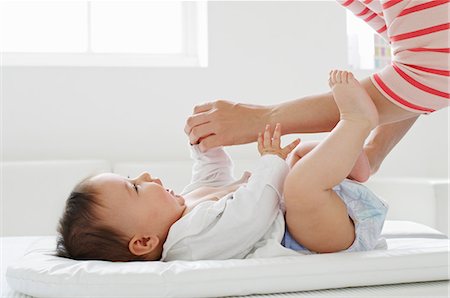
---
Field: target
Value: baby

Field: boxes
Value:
[56,70,388,262]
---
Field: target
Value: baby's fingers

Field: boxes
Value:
[257,132,264,154]
[263,124,271,148]
[272,123,281,148]
[282,138,301,156]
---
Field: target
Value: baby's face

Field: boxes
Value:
[90,172,186,241]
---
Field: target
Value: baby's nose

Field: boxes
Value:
[141,172,152,180]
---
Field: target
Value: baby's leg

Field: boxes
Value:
[284,70,378,253]
[288,141,371,183]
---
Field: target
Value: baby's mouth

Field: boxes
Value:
[167,188,185,205]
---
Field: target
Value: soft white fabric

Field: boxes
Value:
[4,221,449,298]
[332,180,389,252]
[162,145,299,261]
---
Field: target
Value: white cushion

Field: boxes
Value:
[6,221,449,298]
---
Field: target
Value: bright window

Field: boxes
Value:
[0,1,88,53]
[90,2,182,54]
[346,11,391,70]
[0,1,208,67]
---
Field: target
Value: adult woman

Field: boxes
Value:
[185,0,449,174]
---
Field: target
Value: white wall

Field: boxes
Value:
[2,1,449,180]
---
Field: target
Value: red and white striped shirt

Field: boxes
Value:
[338,0,450,114]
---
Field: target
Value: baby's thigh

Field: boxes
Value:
[284,189,355,253]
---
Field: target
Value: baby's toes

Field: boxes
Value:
[335,70,343,84]
[328,70,334,86]
[346,71,360,86]
[329,69,339,86]
[341,71,348,83]
[347,71,356,82]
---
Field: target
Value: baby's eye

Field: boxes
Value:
[133,183,138,193]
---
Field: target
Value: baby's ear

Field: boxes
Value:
[128,235,160,256]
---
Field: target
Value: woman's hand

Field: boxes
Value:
[184,100,270,152]
[257,123,300,160]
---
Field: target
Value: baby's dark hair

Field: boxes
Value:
[56,176,153,262]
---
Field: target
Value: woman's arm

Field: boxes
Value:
[364,116,419,175]
[184,92,339,152]
[184,77,418,153]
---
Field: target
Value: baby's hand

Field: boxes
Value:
[257,123,300,160]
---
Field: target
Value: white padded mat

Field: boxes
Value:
[3,221,450,298]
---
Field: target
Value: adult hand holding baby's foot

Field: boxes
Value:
[257,123,300,160]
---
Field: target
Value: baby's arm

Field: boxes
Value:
[288,141,371,182]
[181,145,235,194]
[187,125,298,260]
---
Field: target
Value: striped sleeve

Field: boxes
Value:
[337,0,450,113]
[336,0,389,42]
[372,0,450,113]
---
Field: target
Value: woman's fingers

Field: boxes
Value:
[193,102,214,114]
[187,121,215,145]
[184,111,212,136]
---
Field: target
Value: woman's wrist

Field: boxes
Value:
[267,104,289,135]
[234,103,273,144]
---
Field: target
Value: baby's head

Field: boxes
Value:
[56,172,186,261]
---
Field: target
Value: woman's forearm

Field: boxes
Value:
[364,116,419,174]
[234,91,340,143]
[269,91,340,135]
[186,92,340,151]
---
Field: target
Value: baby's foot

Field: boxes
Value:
[329,70,379,129]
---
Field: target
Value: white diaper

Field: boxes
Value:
[334,179,389,252]
[282,179,389,253]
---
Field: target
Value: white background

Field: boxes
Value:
[2,1,449,180]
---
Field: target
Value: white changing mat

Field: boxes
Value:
[5,221,450,298]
